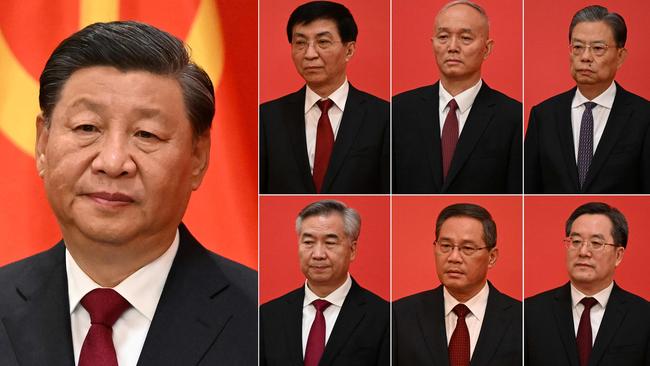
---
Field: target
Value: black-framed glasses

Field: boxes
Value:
[563,237,620,251]
[569,42,616,57]
[291,39,342,52]
[434,241,490,256]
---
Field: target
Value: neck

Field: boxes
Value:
[308,76,346,98]
[64,229,176,287]
[577,82,611,100]
[446,281,486,303]
[307,278,346,298]
[572,279,612,296]
[440,74,481,97]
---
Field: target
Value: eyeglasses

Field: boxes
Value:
[291,39,342,52]
[434,241,490,256]
[563,237,620,251]
[569,42,616,57]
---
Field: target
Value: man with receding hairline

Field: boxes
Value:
[393,0,522,194]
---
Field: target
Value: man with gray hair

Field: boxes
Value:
[525,5,650,193]
[393,0,522,194]
[260,199,389,366]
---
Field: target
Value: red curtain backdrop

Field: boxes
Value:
[524,0,650,130]
[393,196,522,301]
[393,0,522,101]
[259,0,389,103]
[260,195,389,304]
[0,0,257,269]
[524,196,650,300]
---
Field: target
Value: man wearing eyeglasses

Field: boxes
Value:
[260,1,389,194]
[525,202,650,366]
[393,0,522,194]
[525,5,650,193]
[393,203,521,366]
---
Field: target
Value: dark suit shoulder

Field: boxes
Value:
[206,251,257,302]
[392,84,435,104]
[351,87,389,106]
[0,244,61,281]
[484,86,522,109]
[492,287,522,306]
[393,288,437,309]
[261,286,303,311]
[525,284,564,305]
[356,284,388,306]
[532,88,576,110]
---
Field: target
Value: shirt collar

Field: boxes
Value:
[443,281,490,322]
[303,273,352,308]
[305,79,349,113]
[572,81,616,109]
[570,281,614,309]
[439,79,483,114]
[66,229,180,321]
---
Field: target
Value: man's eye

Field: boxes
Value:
[317,39,333,47]
[75,124,98,133]
[135,130,158,139]
[437,34,449,41]
[592,45,606,52]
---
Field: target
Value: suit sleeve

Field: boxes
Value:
[259,105,269,194]
[380,102,390,194]
[259,306,267,366]
[524,106,542,193]
[507,112,523,193]
[378,317,390,366]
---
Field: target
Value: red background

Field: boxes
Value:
[525,196,650,300]
[524,0,650,129]
[259,0,389,102]
[260,195,389,304]
[393,0,522,100]
[393,196,522,301]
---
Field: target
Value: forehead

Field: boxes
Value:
[300,213,346,235]
[292,18,340,39]
[439,216,484,240]
[571,21,615,43]
[570,214,614,237]
[435,4,487,33]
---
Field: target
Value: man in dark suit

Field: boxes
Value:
[525,202,650,366]
[260,200,389,366]
[394,203,522,366]
[393,1,522,194]
[0,21,256,365]
[260,1,389,194]
[525,5,650,193]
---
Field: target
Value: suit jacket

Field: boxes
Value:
[524,83,650,193]
[525,282,650,366]
[0,223,257,366]
[260,84,389,194]
[393,282,522,366]
[392,82,522,193]
[260,279,389,366]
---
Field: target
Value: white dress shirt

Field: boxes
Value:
[444,281,490,359]
[571,81,616,161]
[439,79,483,137]
[67,230,179,366]
[570,281,614,344]
[305,80,349,173]
[301,274,352,357]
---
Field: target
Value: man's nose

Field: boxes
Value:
[304,41,319,58]
[90,132,136,178]
[311,243,327,258]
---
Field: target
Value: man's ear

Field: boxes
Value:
[344,41,356,61]
[190,131,211,190]
[35,114,49,178]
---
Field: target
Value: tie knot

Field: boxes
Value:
[447,98,459,112]
[583,102,597,111]
[312,299,332,313]
[452,304,470,318]
[81,288,130,327]
[580,297,598,310]
[317,99,334,113]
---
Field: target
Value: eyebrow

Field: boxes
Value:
[571,37,608,44]
[293,31,335,39]
[67,97,163,120]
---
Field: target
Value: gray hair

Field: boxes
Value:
[295,200,361,241]
[569,5,627,47]
[439,0,490,32]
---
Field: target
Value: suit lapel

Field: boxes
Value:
[283,288,306,366]
[137,224,239,366]
[416,84,444,191]
[442,83,494,191]
[583,84,631,192]
[1,243,75,365]
[588,283,627,366]
[471,283,515,366]
[319,280,366,365]
[321,85,366,192]
[551,283,580,366]
[285,87,317,192]
[415,286,449,366]
[555,89,581,191]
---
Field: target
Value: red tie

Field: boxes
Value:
[441,99,459,180]
[577,297,598,366]
[79,288,130,366]
[448,304,470,366]
[313,99,335,193]
[304,299,331,366]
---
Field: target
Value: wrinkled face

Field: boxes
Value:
[432,4,492,83]
[566,214,624,293]
[298,213,356,291]
[36,66,210,246]
[569,21,626,91]
[291,18,355,93]
[435,216,497,300]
